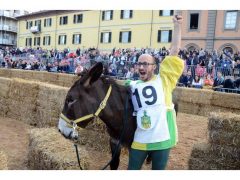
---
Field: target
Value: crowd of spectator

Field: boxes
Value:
[0,46,240,94]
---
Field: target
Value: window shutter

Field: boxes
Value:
[159,10,163,16]
[109,32,112,43]
[64,35,67,44]
[158,30,161,42]
[26,22,28,29]
[73,15,76,23]
[58,36,60,44]
[79,34,81,44]
[80,14,83,22]
[25,38,27,46]
[102,11,105,20]
[39,37,41,46]
[128,31,131,43]
[49,36,51,45]
[168,30,172,42]
[44,19,46,27]
[119,32,122,43]
[170,10,174,16]
[120,10,123,19]
[72,35,75,44]
[30,21,32,27]
[60,17,62,25]
[130,10,133,18]
[35,20,37,26]
[100,33,103,43]
[34,37,36,46]
[50,19,52,26]
[110,10,113,20]
[30,38,32,46]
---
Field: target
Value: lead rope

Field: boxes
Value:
[72,122,83,170]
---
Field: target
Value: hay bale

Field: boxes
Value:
[0,77,11,116]
[173,87,212,105]
[0,151,8,170]
[36,84,68,127]
[78,118,110,152]
[28,128,90,170]
[208,112,240,133]
[211,91,240,110]
[189,143,240,170]
[210,144,240,160]
[209,130,240,147]
[6,78,39,125]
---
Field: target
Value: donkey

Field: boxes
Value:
[58,62,136,169]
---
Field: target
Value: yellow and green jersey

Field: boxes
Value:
[125,56,184,150]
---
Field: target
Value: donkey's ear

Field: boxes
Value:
[82,62,103,87]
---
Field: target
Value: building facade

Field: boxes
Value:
[16,10,175,51]
[180,10,240,53]
[0,10,27,48]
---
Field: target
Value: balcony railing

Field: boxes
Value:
[30,26,41,33]
[0,25,17,33]
[0,39,16,45]
[0,10,16,18]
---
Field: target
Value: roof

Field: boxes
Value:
[16,10,84,20]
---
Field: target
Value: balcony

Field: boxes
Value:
[0,25,18,33]
[0,10,17,19]
[30,26,41,33]
[0,39,16,45]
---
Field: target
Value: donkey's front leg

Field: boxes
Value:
[109,138,121,170]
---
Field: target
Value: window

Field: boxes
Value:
[60,16,68,25]
[26,21,33,29]
[119,31,131,43]
[43,36,51,46]
[120,10,133,19]
[190,13,199,30]
[58,35,67,45]
[44,18,52,27]
[73,14,83,23]
[100,32,112,43]
[225,11,238,29]
[159,10,174,16]
[102,10,113,21]
[34,37,41,46]
[72,34,81,44]
[35,20,41,27]
[25,38,32,46]
[157,30,172,43]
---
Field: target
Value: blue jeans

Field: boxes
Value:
[128,148,170,170]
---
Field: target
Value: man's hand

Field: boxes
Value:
[169,15,183,56]
[173,15,183,25]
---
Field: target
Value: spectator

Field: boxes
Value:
[192,75,203,89]
[204,74,214,87]
[178,71,188,87]
[213,71,224,91]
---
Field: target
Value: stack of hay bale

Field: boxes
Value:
[189,112,240,169]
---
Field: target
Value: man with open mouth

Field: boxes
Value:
[125,15,184,170]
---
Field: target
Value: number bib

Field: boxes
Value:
[131,76,165,111]
[130,76,170,143]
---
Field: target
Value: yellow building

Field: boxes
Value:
[17,10,174,52]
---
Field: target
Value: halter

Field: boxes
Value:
[60,85,112,128]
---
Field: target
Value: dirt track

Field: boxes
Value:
[0,113,208,170]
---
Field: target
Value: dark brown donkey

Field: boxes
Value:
[59,62,136,170]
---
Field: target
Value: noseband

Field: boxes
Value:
[60,85,112,128]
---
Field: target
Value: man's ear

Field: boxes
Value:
[81,62,103,88]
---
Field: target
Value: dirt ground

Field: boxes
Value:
[0,112,208,170]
